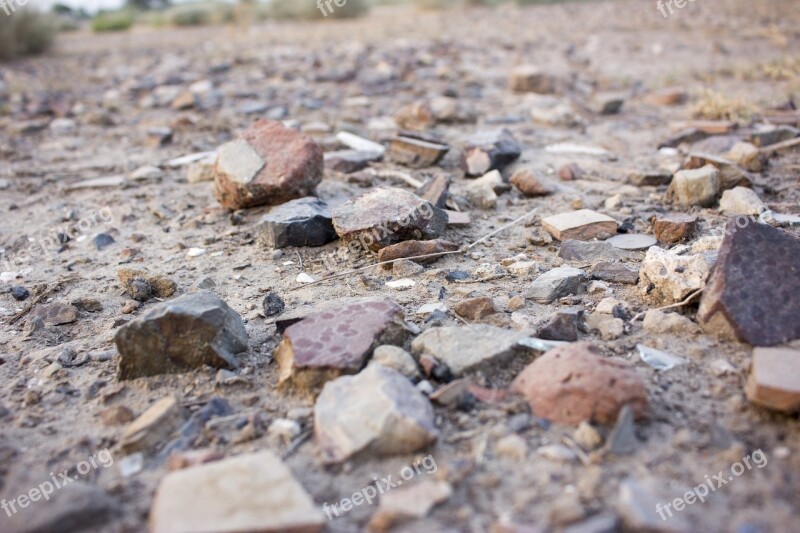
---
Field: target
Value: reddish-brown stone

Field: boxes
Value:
[453,296,497,321]
[653,213,697,243]
[377,239,459,266]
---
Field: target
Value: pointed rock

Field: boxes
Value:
[460,129,521,177]
[257,197,336,248]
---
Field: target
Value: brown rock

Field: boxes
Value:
[378,239,460,266]
[460,129,521,177]
[746,347,800,413]
[643,88,688,106]
[511,342,648,425]
[558,163,585,181]
[510,168,554,197]
[118,268,177,302]
[509,65,556,94]
[394,101,435,131]
[453,296,497,321]
[120,396,182,455]
[214,120,323,210]
[31,303,79,326]
[653,213,697,243]
[98,405,135,426]
[542,210,618,241]
[387,135,449,168]
[415,172,450,208]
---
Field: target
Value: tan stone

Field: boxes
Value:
[542,209,618,241]
[746,347,800,413]
[120,396,182,455]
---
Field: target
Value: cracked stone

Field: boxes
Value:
[257,197,336,248]
[510,167,554,197]
[639,247,710,305]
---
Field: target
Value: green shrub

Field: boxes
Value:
[0,9,56,61]
[270,0,370,20]
[91,9,135,32]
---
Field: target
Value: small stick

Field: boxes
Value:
[631,288,704,322]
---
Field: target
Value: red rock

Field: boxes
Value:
[558,163,584,181]
[510,168,554,197]
[511,342,648,425]
[653,213,697,243]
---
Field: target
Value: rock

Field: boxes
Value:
[314,364,437,463]
[617,479,688,532]
[526,266,586,304]
[118,268,177,302]
[394,101,435,130]
[371,345,419,380]
[460,129,521,176]
[642,309,700,334]
[150,451,324,533]
[94,233,115,250]
[99,405,135,426]
[412,324,527,376]
[453,296,497,321]
[147,126,173,147]
[644,87,688,106]
[653,213,697,243]
[666,165,720,207]
[627,169,673,187]
[536,310,581,342]
[115,291,248,380]
[120,396,182,455]
[31,303,79,326]
[542,210,618,241]
[589,262,639,285]
[446,210,471,226]
[464,169,507,209]
[392,259,424,277]
[415,172,451,208]
[511,342,648,425]
[585,313,624,340]
[367,480,452,532]
[510,168,554,197]
[214,120,323,210]
[378,239,459,265]
[186,160,215,183]
[387,135,449,168]
[495,434,528,460]
[336,131,386,156]
[332,188,447,252]
[262,292,285,317]
[698,219,800,345]
[637,345,686,371]
[10,286,29,301]
[509,65,556,94]
[685,152,754,191]
[727,141,762,172]
[574,421,604,450]
[72,297,102,313]
[593,92,625,115]
[274,300,407,392]
[746,347,800,413]
[507,260,538,276]
[324,149,382,174]
[750,124,800,147]
[257,197,336,248]
[559,163,585,181]
[639,247,710,304]
[606,234,656,251]
[559,240,624,263]
[719,186,767,216]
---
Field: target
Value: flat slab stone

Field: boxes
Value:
[698,219,800,345]
[559,240,624,263]
[653,213,697,243]
[257,197,336,248]
[387,136,449,168]
[542,210,618,241]
[120,396,182,455]
[526,266,586,304]
[324,149,382,174]
[150,451,324,533]
[606,234,657,251]
[746,347,800,413]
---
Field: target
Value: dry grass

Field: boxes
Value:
[691,89,756,121]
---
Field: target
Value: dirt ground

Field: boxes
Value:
[1,0,799,531]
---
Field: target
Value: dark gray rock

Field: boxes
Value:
[324,149,382,174]
[460,129,522,176]
[257,197,336,249]
[559,240,624,263]
[589,262,639,285]
[262,292,285,317]
[10,286,29,301]
[536,310,582,341]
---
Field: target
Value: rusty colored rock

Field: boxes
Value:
[653,213,697,243]
[453,296,497,321]
[378,239,459,266]
[510,168,554,197]
[559,163,585,181]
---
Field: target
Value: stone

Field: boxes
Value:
[415,173,450,208]
[642,309,700,334]
[336,131,386,156]
[392,259,424,278]
[118,268,177,302]
[460,129,521,176]
[446,210,471,226]
[453,296,497,321]
[510,168,554,197]
[387,136,449,168]
[589,262,639,285]
[593,92,625,115]
[542,210,618,241]
[559,240,623,263]
[115,291,248,380]
[147,126,173,147]
[214,120,323,210]
[274,300,407,392]
[639,247,710,304]
[332,188,447,252]
[746,347,800,413]
[585,313,624,340]
[371,345,420,380]
[698,220,800,345]
[526,266,586,304]
[509,65,556,94]
[378,239,459,265]
[412,324,527,376]
[495,434,528,460]
[617,479,688,532]
[507,260,538,276]
[367,480,452,532]
[606,234,656,251]
[653,213,697,243]
[666,165,720,207]
[150,451,324,533]
[394,101,435,130]
[685,152,754,191]
[627,169,673,187]
[574,421,604,450]
[94,233,115,250]
[719,186,767,216]
[324,149,382,174]
[257,197,336,248]
[750,124,800,147]
[120,396,182,455]
[637,345,686,371]
[536,310,581,342]
[262,292,285,317]
[644,87,688,106]
[511,342,648,425]
[186,161,215,183]
[727,141,762,172]
[31,303,79,326]
[529,94,583,127]
[99,405,135,426]
[314,364,437,463]
[10,286,29,301]
[464,170,507,209]
[559,163,585,181]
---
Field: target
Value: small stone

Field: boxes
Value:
[386,279,415,290]
[495,434,528,460]
[150,451,324,533]
[511,342,648,425]
[99,405,135,426]
[746,347,800,413]
[460,129,522,176]
[639,247,710,304]
[71,297,103,313]
[131,165,165,181]
[314,364,437,463]
[453,296,497,321]
[637,345,686,371]
[627,169,672,187]
[617,479,688,532]
[589,262,639,285]
[644,87,688,106]
[171,90,196,110]
[536,310,581,342]
[529,94,583,127]
[94,233,116,250]
[509,65,556,94]
[559,163,585,181]
[367,480,452,532]
[186,247,206,258]
[295,273,315,284]
[378,239,459,265]
[394,101,435,131]
[371,345,420,380]
[642,309,700,334]
[10,286,29,301]
[606,234,656,251]
[415,172,451,208]
[653,213,697,243]
[574,421,603,450]
[115,291,248,380]
[267,418,302,446]
[667,165,720,207]
[118,268,177,302]
[525,266,586,304]
[120,396,182,455]
[262,292,285,317]
[393,259,424,278]
[464,169,507,209]
[121,300,139,314]
[585,313,624,340]
[31,302,79,326]
[147,126,173,147]
[387,135,449,168]
[507,260,538,276]
[537,444,577,463]
[559,240,623,263]
[257,197,336,248]
[510,168,554,197]
[727,141,762,171]
[719,186,767,216]
[186,161,215,183]
[542,210,618,241]
[593,92,625,115]
[528,227,553,246]
[324,149,382,174]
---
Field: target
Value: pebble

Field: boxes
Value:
[464,169,505,209]
[642,309,700,334]
[509,64,556,94]
[386,278,416,289]
[639,247,710,304]
[745,346,800,413]
[453,296,497,321]
[510,167,554,197]
[653,213,697,243]
[267,418,302,446]
[10,286,29,301]
[460,129,521,176]
[585,313,624,340]
[495,434,528,460]
[99,405,135,426]
[574,421,604,450]
[542,209,618,241]
[257,197,336,248]
[387,135,449,168]
[371,345,420,380]
[667,164,720,207]
[295,273,315,284]
[262,292,285,317]
[589,262,639,285]
[367,480,452,532]
[120,396,183,455]
[525,266,586,304]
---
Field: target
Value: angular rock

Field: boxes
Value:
[464,169,507,209]
[368,480,452,532]
[453,296,497,321]
[510,168,554,197]
[627,169,673,187]
[262,292,285,317]
[511,342,648,425]
[509,65,556,94]
[214,120,323,210]
[274,300,407,392]
[639,247,710,304]
[589,262,639,285]
[31,303,79,326]
[746,347,800,413]
[684,153,753,191]
[528,94,582,127]
[653,213,697,243]
[559,240,624,263]
[585,313,624,340]
[115,291,248,380]
[593,92,625,115]
[542,210,618,241]
[642,309,700,335]
[324,149,382,174]
[666,165,719,207]
[415,172,451,208]
[150,451,324,533]
[314,364,437,463]
[387,136,449,168]
[411,324,527,376]
[371,345,420,380]
[120,396,182,455]
[394,101,435,131]
[698,220,800,345]
[727,141,762,172]
[536,310,581,342]
[719,186,767,216]
[460,129,522,176]
[118,268,177,302]
[526,266,586,304]
[257,197,336,248]
[332,188,447,252]
[378,239,459,265]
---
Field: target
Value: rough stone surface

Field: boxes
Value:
[559,240,624,263]
[31,303,79,326]
[746,347,800,413]
[719,186,767,216]
[698,220,800,345]
[150,451,324,533]
[653,213,697,243]
[378,239,459,265]
[257,197,336,248]
[617,479,688,532]
[463,169,507,209]
[371,345,420,380]
[667,165,720,207]
[115,291,248,379]
[121,396,182,455]
[639,247,710,304]
[314,364,437,463]
[332,188,447,252]
[453,296,497,321]
[510,168,554,197]
[511,342,648,425]
[460,129,522,176]
[542,210,618,241]
[643,309,700,334]
[274,299,407,392]
[589,262,639,285]
[214,120,323,209]
[526,266,586,304]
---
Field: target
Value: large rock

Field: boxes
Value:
[214,120,323,209]
[411,324,527,376]
[332,188,447,252]
[150,451,324,533]
[542,210,618,241]
[115,291,248,380]
[666,165,719,207]
[460,129,522,176]
[719,186,767,216]
[526,266,586,304]
[257,197,336,248]
[746,347,800,413]
[314,364,437,463]
[639,247,710,305]
[511,342,648,425]
[698,219,800,345]
[274,299,407,392]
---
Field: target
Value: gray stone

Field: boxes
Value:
[667,165,719,207]
[559,240,624,263]
[371,345,420,380]
[606,234,657,251]
[526,266,586,304]
[617,479,688,532]
[324,149,382,174]
[589,262,639,285]
[257,197,336,248]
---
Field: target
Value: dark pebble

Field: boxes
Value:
[10,286,30,301]
[94,233,116,250]
[262,292,285,317]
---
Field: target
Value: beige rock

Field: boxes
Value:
[719,186,767,216]
[367,480,452,532]
[120,396,182,455]
[642,309,701,334]
[746,347,800,413]
[667,165,719,207]
[510,65,556,94]
[638,247,710,304]
[542,209,618,241]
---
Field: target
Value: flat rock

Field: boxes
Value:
[115,291,248,380]
[627,169,673,187]
[653,213,697,243]
[589,262,639,285]
[387,136,449,168]
[617,479,688,532]
[314,364,437,463]
[415,173,451,208]
[214,120,323,209]
[411,324,527,376]
[31,303,79,326]
[150,451,324,533]
[606,234,656,251]
[257,197,336,248]
[120,396,183,455]
[559,240,624,263]
[460,129,522,176]
[526,266,586,304]
[324,149,382,174]
[378,239,459,265]
[274,299,407,392]
[639,247,710,304]
[464,169,507,209]
[542,210,618,241]
[332,188,447,252]
[642,309,700,334]
[511,342,648,425]
[666,165,719,207]
[719,186,767,216]
[746,347,800,413]
[698,219,800,345]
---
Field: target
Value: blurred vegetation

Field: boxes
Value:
[0,9,57,61]
[91,9,136,32]
[269,0,370,19]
